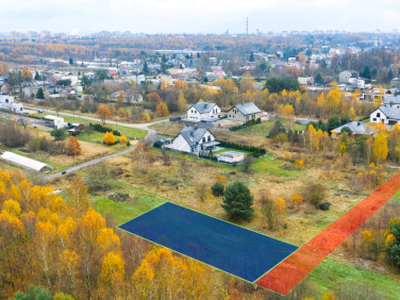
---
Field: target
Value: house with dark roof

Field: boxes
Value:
[164,126,219,154]
[227,102,262,123]
[370,106,400,125]
[186,101,222,122]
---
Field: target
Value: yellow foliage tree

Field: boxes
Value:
[276,197,286,214]
[291,194,303,207]
[373,132,389,163]
[99,251,125,297]
[156,101,169,116]
[178,90,187,112]
[119,135,128,145]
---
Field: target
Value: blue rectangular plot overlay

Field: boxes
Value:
[118,202,298,282]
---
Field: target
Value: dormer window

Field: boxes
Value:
[377,112,381,117]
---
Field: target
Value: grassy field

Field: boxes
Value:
[309,258,400,299]
[237,119,307,136]
[251,154,304,178]
[34,112,148,139]
[90,180,167,224]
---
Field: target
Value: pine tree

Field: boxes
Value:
[221,182,254,221]
[36,88,45,100]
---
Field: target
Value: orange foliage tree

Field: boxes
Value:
[66,136,81,156]
[103,132,115,145]
[96,104,112,125]
[156,102,169,116]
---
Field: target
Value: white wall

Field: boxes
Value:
[370,109,388,124]
[187,105,221,121]
[166,134,191,153]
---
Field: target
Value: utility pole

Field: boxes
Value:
[246,17,248,35]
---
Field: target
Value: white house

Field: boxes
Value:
[0,95,24,113]
[187,102,222,122]
[43,115,65,129]
[370,106,400,125]
[298,76,314,85]
[164,126,219,154]
[227,102,262,123]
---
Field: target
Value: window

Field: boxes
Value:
[377,113,381,117]
[208,136,211,142]
[373,118,377,121]
[202,137,206,143]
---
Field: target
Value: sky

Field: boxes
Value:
[1,0,400,35]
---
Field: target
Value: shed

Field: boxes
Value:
[0,151,54,172]
[218,151,245,164]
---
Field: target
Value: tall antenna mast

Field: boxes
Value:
[246,17,249,35]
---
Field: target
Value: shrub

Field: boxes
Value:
[119,135,128,145]
[0,122,31,147]
[50,128,66,141]
[304,183,326,209]
[103,132,116,145]
[66,136,81,156]
[211,182,224,197]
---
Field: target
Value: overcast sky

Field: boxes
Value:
[1,0,400,35]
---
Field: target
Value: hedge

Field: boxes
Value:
[218,141,266,157]
[230,118,261,131]
[89,123,121,136]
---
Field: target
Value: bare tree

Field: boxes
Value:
[196,183,208,202]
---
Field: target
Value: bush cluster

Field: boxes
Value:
[89,123,121,136]
[230,118,261,131]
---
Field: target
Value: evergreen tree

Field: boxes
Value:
[315,73,324,85]
[221,182,254,221]
[34,71,40,81]
[249,51,254,62]
[362,65,371,79]
[211,182,224,197]
[327,115,340,132]
[143,62,149,75]
[36,88,45,100]
[69,57,73,65]
[10,284,53,300]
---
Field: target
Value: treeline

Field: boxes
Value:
[0,169,237,299]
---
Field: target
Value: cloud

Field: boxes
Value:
[1,0,400,34]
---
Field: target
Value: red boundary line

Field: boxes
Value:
[255,172,400,295]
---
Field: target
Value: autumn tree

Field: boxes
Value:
[156,101,169,116]
[66,136,81,156]
[66,175,89,212]
[21,67,33,82]
[222,182,254,221]
[116,90,124,107]
[96,104,112,125]
[177,91,187,112]
[373,132,389,163]
[103,132,115,145]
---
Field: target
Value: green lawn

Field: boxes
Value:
[90,180,167,224]
[237,119,307,136]
[309,258,400,299]
[251,154,304,178]
[388,190,400,204]
[35,112,148,139]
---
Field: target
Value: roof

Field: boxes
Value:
[1,151,53,172]
[378,106,400,120]
[384,95,400,105]
[44,115,64,121]
[191,102,217,114]
[331,121,373,135]
[180,126,209,147]
[232,102,261,115]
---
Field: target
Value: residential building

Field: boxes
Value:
[331,121,373,136]
[298,76,314,85]
[227,102,261,123]
[164,126,219,154]
[370,106,400,125]
[187,101,222,121]
[384,95,400,108]
[0,95,24,113]
[43,115,65,129]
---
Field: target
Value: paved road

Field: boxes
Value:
[31,107,171,182]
